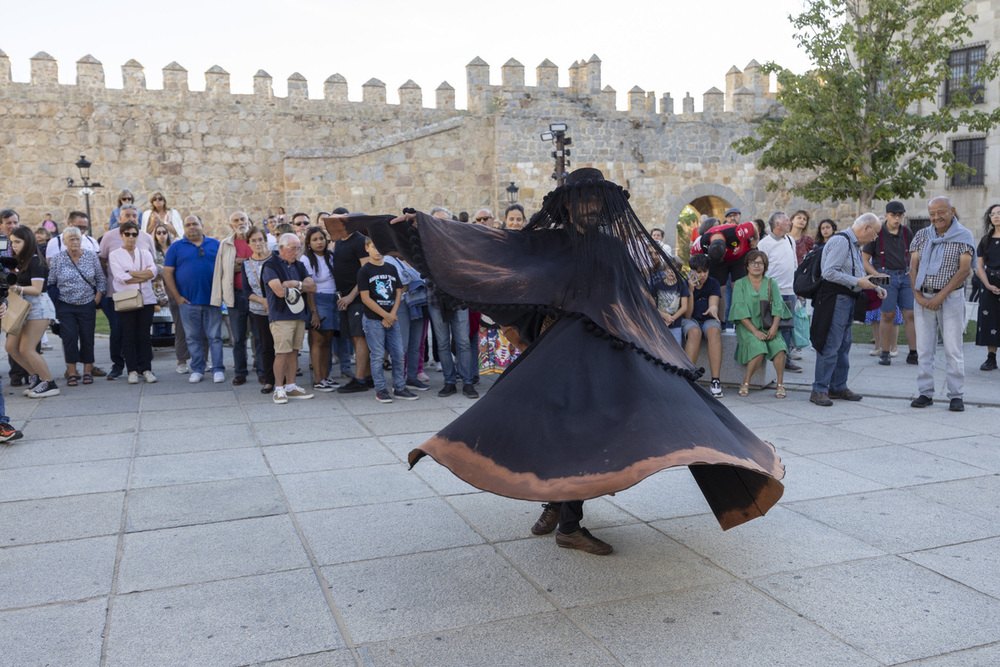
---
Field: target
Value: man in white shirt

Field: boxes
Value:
[757,211,802,372]
[46,211,100,260]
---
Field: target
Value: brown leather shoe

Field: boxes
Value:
[809,391,833,407]
[232,376,246,386]
[530,503,560,535]
[829,388,862,401]
[556,528,613,555]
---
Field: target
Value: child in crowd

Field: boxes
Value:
[682,254,725,398]
[649,254,689,344]
[357,236,418,403]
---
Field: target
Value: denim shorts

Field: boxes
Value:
[681,317,722,339]
[313,292,338,331]
[880,271,914,313]
[25,292,56,321]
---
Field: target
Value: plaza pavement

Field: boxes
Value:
[0,335,998,666]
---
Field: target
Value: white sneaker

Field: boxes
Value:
[127,371,140,384]
[176,362,191,374]
[143,371,158,383]
[710,379,724,398]
[213,371,225,383]
[417,372,430,382]
[273,387,288,404]
[189,372,203,383]
[789,348,803,361]
[869,347,882,357]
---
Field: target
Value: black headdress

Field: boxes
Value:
[524,168,682,298]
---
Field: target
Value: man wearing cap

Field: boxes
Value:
[724,207,741,225]
[262,233,316,403]
[909,197,975,412]
[862,201,917,365]
[690,212,759,326]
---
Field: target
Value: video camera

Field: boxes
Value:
[0,235,20,300]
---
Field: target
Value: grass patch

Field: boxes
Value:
[851,320,976,345]
[95,309,110,336]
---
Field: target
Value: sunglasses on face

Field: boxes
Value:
[122,231,138,238]
[293,222,308,227]
[121,198,133,202]
[153,197,164,202]
[475,217,491,222]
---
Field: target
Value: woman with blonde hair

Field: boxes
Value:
[109,189,136,230]
[142,191,183,237]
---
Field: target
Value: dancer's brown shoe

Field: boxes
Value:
[530,503,560,535]
[556,528,613,555]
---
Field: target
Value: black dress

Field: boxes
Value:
[976,236,1000,347]
[337,212,785,531]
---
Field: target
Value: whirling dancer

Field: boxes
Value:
[324,168,784,556]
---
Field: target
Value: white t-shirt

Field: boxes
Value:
[301,254,337,294]
[46,234,100,260]
[758,233,797,296]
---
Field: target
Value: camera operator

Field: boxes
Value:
[0,218,25,441]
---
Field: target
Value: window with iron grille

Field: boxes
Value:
[950,138,985,187]
[945,45,986,105]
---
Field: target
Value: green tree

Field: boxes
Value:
[676,206,698,265]
[733,0,1000,213]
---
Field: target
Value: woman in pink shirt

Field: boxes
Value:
[109,221,159,384]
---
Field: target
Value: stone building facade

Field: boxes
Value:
[0,44,981,245]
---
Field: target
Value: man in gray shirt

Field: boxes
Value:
[810,213,886,406]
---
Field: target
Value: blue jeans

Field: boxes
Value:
[335,336,353,376]
[101,296,125,371]
[780,294,797,349]
[179,304,224,374]
[363,316,404,392]
[812,294,854,393]
[396,311,425,382]
[229,291,250,377]
[0,374,8,424]
[428,305,473,385]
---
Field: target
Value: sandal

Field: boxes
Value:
[67,375,80,386]
[82,374,93,384]
[775,384,786,399]
[738,383,750,397]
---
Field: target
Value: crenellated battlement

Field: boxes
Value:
[0,49,778,119]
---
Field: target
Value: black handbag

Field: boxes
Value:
[760,280,794,330]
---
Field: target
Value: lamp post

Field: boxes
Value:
[66,155,102,236]
[539,122,571,187]
[505,182,519,205]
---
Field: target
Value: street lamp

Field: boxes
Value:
[66,155,102,235]
[539,122,571,186]
[505,182,519,205]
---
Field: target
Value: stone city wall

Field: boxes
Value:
[0,49,857,243]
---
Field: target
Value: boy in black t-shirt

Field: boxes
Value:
[357,236,418,403]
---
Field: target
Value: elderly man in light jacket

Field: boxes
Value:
[211,211,254,385]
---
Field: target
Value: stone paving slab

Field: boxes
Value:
[0,491,124,546]
[1,338,999,665]
[0,598,107,666]
[570,581,881,667]
[752,556,1000,665]
[296,496,485,565]
[117,514,310,593]
[786,487,1000,553]
[322,545,554,644]
[0,458,131,502]
[105,570,344,666]
[0,535,118,608]
[0,432,133,468]
[124,476,285,532]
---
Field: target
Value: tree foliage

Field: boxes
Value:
[733,0,1000,212]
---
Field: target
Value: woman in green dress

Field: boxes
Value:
[729,249,792,398]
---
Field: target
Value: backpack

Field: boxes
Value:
[793,231,850,299]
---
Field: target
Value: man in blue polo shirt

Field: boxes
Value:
[163,216,224,383]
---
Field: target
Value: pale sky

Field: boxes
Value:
[2,0,813,111]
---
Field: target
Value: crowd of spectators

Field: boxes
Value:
[0,193,995,442]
